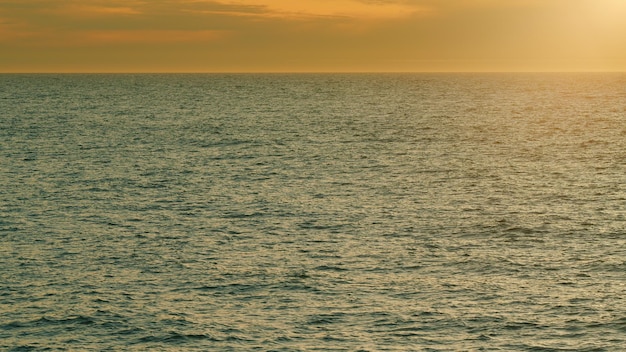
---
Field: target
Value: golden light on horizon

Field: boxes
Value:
[1,0,626,72]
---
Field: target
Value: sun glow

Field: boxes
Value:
[559,0,626,70]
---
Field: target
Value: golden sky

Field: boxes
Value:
[2,0,626,72]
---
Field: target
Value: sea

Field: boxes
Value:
[1,73,625,351]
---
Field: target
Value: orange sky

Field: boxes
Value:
[1,0,626,72]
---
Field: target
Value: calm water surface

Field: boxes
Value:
[1,73,626,351]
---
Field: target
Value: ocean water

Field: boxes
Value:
[1,73,625,351]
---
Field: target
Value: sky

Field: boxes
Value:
[1,0,626,72]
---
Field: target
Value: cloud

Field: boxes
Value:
[63,5,143,16]
[179,1,268,15]
[80,29,225,44]
[180,0,421,19]
[0,1,229,45]
[0,0,426,43]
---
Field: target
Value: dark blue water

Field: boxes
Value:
[1,73,626,351]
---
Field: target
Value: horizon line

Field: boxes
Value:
[2,70,625,74]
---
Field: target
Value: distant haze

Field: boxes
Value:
[2,0,626,72]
